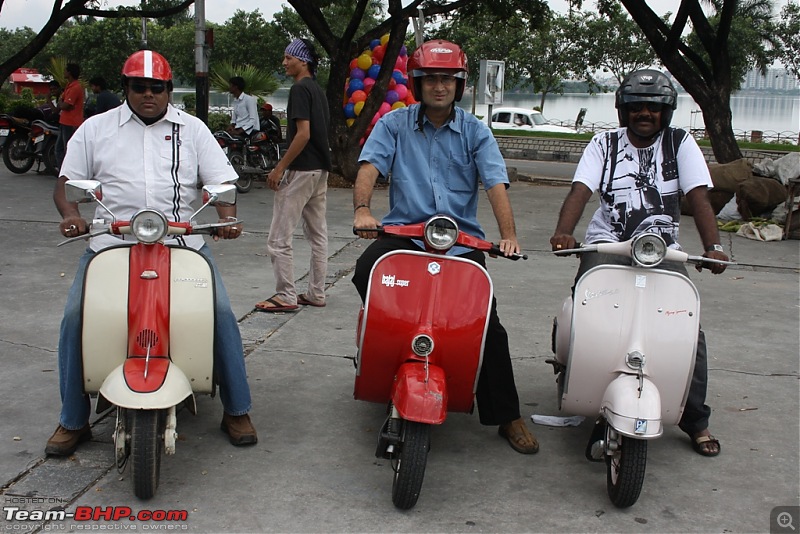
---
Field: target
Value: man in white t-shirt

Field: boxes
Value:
[550,69,728,457]
[47,50,257,457]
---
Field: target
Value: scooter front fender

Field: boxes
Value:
[98,362,196,412]
[391,363,447,425]
[601,375,663,439]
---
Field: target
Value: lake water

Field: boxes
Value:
[175,86,800,137]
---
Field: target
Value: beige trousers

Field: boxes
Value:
[267,169,329,304]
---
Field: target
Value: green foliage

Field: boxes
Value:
[210,62,280,97]
[774,1,800,80]
[211,10,285,78]
[182,93,196,111]
[150,20,196,84]
[207,112,230,132]
[0,28,37,65]
[0,92,8,113]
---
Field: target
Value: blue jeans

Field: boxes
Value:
[55,125,77,168]
[58,245,252,430]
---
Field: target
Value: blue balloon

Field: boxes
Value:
[346,78,365,96]
[370,39,381,50]
[367,65,381,80]
[344,102,356,119]
[391,70,406,85]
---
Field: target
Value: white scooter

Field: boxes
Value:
[550,233,733,508]
[60,180,239,500]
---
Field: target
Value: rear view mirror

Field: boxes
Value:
[65,180,102,203]
[202,184,237,206]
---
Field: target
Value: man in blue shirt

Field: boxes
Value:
[227,76,258,137]
[351,40,539,454]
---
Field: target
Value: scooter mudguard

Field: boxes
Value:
[601,375,663,439]
[98,361,195,411]
[391,363,448,425]
[355,250,492,414]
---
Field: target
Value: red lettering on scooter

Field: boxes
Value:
[664,309,688,316]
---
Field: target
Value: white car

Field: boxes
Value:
[489,107,577,134]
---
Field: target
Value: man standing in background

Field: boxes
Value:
[55,63,84,168]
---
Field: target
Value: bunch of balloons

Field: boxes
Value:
[343,34,417,145]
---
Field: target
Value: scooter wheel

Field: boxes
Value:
[606,433,647,508]
[129,409,165,500]
[391,420,430,510]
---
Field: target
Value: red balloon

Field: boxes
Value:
[349,58,358,70]
[351,90,367,103]
[372,45,385,62]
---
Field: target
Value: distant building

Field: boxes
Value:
[741,68,800,91]
[8,68,52,96]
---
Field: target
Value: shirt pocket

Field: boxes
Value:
[446,152,476,192]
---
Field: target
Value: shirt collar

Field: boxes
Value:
[119,103,186,127]
[415,104,461,133]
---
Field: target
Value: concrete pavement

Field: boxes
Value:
[0,164,798,533]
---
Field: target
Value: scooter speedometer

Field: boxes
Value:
[424,216,458,251]
[131,209,168,244]
[631,233,667,267]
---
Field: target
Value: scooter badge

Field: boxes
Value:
[427,262,441,275]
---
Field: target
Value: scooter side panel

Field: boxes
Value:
[82,248,130,393]
[169,248,215,394]
[563,266,699,423]
[355,251,492,413]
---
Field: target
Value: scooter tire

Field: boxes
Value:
[229,153,252,193]
[43,138,59,177]
[606,434,647,508]
[129,409,164,500]
[2,137,35,174]
[391,421,430,510]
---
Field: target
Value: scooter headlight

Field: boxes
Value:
[423,216,458,251]
[412,334,434,357]
[131,209,168,244]
[632,233,667,267]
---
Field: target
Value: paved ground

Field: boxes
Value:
[0,164,798,533]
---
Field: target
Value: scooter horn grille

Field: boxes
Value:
[136,329,159,349]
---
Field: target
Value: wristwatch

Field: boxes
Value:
[705,244,724,253]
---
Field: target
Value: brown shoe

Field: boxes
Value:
[45,424,92,456]
[220,413,257,446]
[498,417,539,454]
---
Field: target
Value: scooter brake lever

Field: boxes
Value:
[352,226,384,236]
[57,230,109,247]
[488,245,528,260]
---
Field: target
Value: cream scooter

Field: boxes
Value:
[550,233,733,508]
[60,180,239,500]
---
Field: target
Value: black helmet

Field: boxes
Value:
[615,69,677,128]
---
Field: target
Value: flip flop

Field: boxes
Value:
[297,293,326,307]
[255,296,299,313]
[691,434,721,457]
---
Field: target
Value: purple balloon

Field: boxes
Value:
[400,45,407,56]
[385,90,399,105]
[350,68,366,80]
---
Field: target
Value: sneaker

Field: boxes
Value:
[498,417,539,454]
[45,424,92,456]
[220,413,258,446]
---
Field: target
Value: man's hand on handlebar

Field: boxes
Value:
[60,217,88,238]
[698,249,729,275]
[550,233,577,252]
[213,218,243,241]
[353,209,381,240]
[491,237,521,258]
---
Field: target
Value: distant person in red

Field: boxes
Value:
[56,63,84,168]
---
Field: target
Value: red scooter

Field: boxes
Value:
[354,215,525,509]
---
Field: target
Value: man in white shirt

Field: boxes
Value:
[47,50,257,457]
[227,76,258,137]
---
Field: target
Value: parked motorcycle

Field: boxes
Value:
[550,234,733,508]
[354,216,526,509]
[0,114,34,174]
[59,179,239,500]
[213,129,280,194]
[28,119,59,176]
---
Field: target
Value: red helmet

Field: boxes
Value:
[407,40,468,101]
[122,50,172,82]
[261,103,273,112]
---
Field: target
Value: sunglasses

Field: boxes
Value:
[129,81,167,94]
[628,102,663,113]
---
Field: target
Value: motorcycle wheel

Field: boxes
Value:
[2,137,35,174]
[129,409,164,500]
[265,143,279,170]
[43,138,58,177]
[606,432,647,508]
[391,420,430,510]
[229,153,252,193]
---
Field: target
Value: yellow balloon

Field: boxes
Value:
[346,118,355,127]
[354,101,365,116]
[357,54,372,70]
[380,34,390,46]
[391,101,406,110]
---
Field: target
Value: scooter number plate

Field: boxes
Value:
[34,134,44,144]
[0,129,9,137]
[634,419,647,434]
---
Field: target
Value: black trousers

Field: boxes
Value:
[573,252,711,435]
[352,236,522,426]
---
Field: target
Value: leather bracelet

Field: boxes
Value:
[354,204,370,213]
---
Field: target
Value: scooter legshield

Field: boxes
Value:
[98,360,194,411]
[355,250,492,414]
[601,375,663,439]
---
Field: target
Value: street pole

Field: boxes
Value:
[194,0,209,125]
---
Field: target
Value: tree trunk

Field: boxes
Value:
[697,97,743,163]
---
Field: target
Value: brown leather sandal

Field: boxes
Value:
[498,417,539,454]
